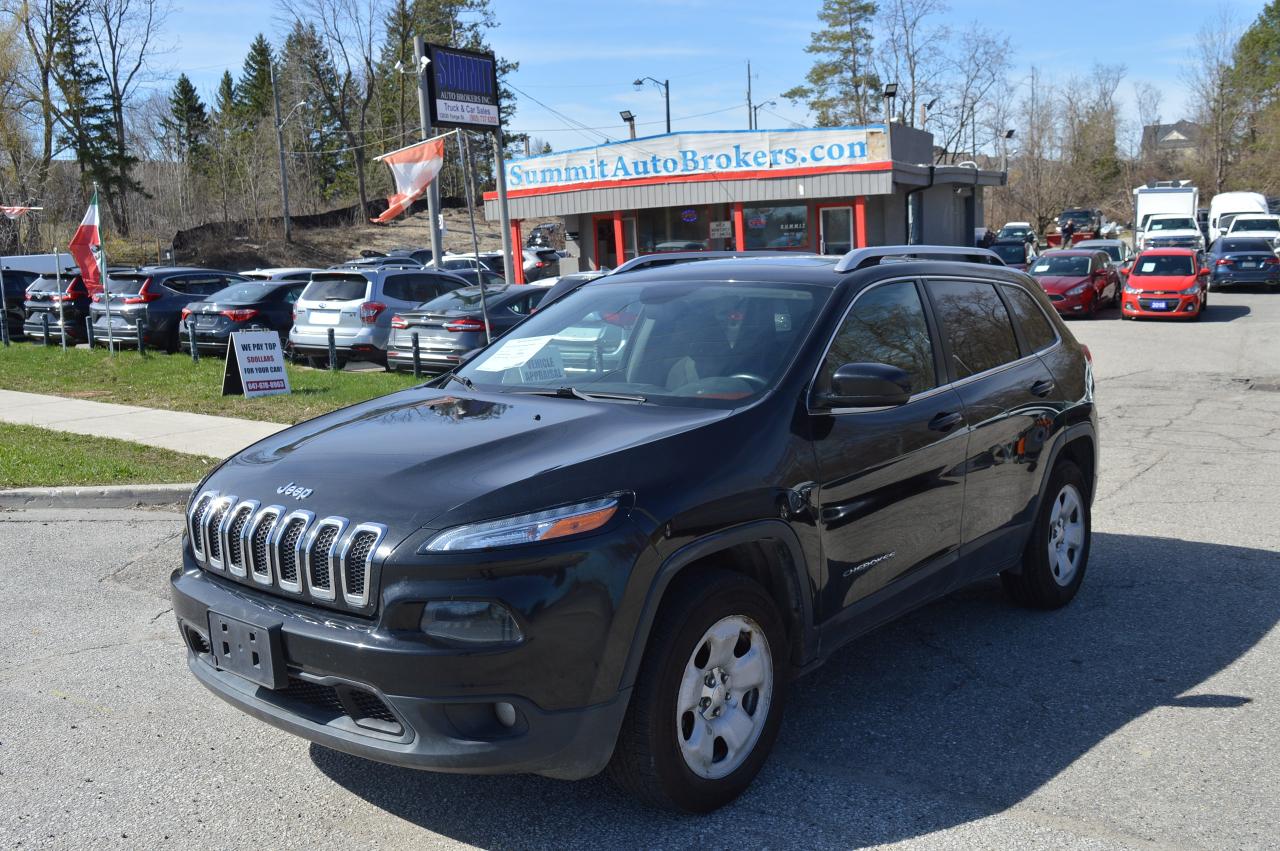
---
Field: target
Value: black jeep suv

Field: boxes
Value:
[172,247,1098,813]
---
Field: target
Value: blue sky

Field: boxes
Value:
[165,0,1268,152]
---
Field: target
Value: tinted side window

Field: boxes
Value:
[928,280,1021,379]
[819,280,936,395]
[381,274,412,302]
[1002,285,1057,353]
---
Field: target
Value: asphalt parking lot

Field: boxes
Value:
[3,290,1279,850]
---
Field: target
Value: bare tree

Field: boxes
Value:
[86,0,170,236]
[1185,16,1244,194]
[996,68,1069,234]
[280,0,387,215]
[875,0,949,127]
[930,24,1010,163]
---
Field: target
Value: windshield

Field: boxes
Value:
[991,243,1028,263]
[1059,211,1093,225]
[458,282,826,407]
[1079,244,1122,261]
[1148,218,1196,231]
[1132,255,1195,276]
[1029,256,1090,276]
[302,276,368,301]
[1230,218,1279,233]
[422,285,508,311]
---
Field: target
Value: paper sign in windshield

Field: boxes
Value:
[474,335,556,372]
[520,346,565,383]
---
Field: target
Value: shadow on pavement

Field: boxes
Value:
[1200,304,1251,322]
[311,533,1277,848]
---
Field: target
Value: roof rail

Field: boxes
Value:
[834,245,1006,273]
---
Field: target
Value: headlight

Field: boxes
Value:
[421,496,620,552]
[1123,283,1142,294]
[1179,284,1200,295]
[1065,283,1088,296]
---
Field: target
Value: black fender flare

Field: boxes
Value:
[618,519,817,690]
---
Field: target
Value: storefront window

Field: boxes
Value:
[744,205,809,250]
[635,205,733,253]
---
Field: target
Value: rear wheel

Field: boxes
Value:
[608,569,787,812]
[1002,460,1090,609]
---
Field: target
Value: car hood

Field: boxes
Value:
[201,386,732,540]
[1033,275,1090,293]
[1125,275,1195,292]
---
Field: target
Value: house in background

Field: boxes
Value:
[1141,121,1203,162]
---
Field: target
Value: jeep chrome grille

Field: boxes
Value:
[187,490,386,612]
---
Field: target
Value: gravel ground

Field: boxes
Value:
[2,290,1278,850]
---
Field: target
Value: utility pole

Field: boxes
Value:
[746,60,753,130]
[492,133,514,286]
[413,36,444,267]
[270,65,293,243]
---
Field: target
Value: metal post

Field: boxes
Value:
[327,327,337,370]
[414,36,444,268]
[492,132,514,286]
[0,257,9,347]
[53,248,66,351]
[187,317,199,363]
[412,332,421,379]
[137,309,145,356]
[41,313,50,345]
[85,316,94,348]
[746,61,753,130]
[270,65,293,243]
[456,131,492,345]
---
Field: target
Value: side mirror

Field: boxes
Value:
[1119,266,1130,277]
[1198,267,1211,278]
[817,363,912,409]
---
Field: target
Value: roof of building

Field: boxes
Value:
[1142,121,1203,151]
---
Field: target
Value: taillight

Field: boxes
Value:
[1265,257,1280,266]
[221,308,259,322]
[1216,258,1233,266]
[535,261,545,268]
[122,278,160,304]
[390,314,408,329]
[91,293,102,303]
[444,316,487,333]
[180,308,192,321]
[1081,345,1093,364]
[358,301,386,324]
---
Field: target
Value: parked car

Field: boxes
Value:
[1073,239,1135,271]
[173,245,1097,812]
[178,279,309,355]
[338,256,426,271]
[1,269,41,340]
[1224,214,1280,248]
[89,268,248,351]
[22,272,91,343]
[996,221,1039,245]
[439,252,506,276]
[447,268,507,288]
[289,266,468,367]
[1206,237,1280,290]
[1027,250,1120,318]
[385,284,547,374]
[241,267,321,282]
[524,248,561,282]
[989,238,1038,271]
[1120,248,1209,320]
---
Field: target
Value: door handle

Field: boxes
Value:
[928,411,964,432]
[1030,379,1055,398]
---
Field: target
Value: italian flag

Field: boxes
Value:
[69,191,103,292]
[371,136,447,224]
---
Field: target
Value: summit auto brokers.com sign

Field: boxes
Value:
[505,127,890,191]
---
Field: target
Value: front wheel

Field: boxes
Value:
[1002,460,1090,609]
[608,569,787,812]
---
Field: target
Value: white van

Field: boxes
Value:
[1208,192,1268,244]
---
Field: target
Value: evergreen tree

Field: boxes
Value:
[214,70,236,119]
[236,34,276,121]
[782,0,881,126]
[281,21,350,204]
[49,0,113,186]
[162,74,209,162]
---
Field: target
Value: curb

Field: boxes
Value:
[0,482,196,510]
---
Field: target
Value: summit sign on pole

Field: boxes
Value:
[424,45,500,130]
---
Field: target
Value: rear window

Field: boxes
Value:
[302,276,368,301]
[25,276,65,294]
[207,283,274,304]
[422,285,508,311]
[1221,239,1273,253]
[104,275,148,294]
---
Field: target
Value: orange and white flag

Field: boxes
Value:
[371,135,448,224]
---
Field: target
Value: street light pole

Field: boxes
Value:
[634,76,671,133]
[752,100,776,130]
[270,65,293,243]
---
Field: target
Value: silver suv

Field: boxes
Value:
[289,265,467,367]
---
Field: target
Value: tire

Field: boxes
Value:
[607,568,788,812]
[1002,460,1090,609]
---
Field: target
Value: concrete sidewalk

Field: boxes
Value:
[0,389,287,458]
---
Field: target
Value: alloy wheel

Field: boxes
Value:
[675,615,774,780]
[1046,483,1086,586]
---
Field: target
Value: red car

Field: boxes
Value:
[1120,248,1208,320]
[1026,249,1120,318]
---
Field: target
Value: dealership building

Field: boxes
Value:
[483,123,1005,280]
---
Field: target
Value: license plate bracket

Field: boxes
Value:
[208,611,287,689]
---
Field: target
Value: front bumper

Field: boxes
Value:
[1122,293,1202,318]
[1047,290,1095,315]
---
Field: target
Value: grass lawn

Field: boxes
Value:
[0,344,420,424]
[0,422,216,488]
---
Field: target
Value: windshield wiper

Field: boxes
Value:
[443,372,475,391]
[515,386,647,403]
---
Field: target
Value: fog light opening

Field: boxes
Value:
[495,701,517,728]
[421,600,524,646]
